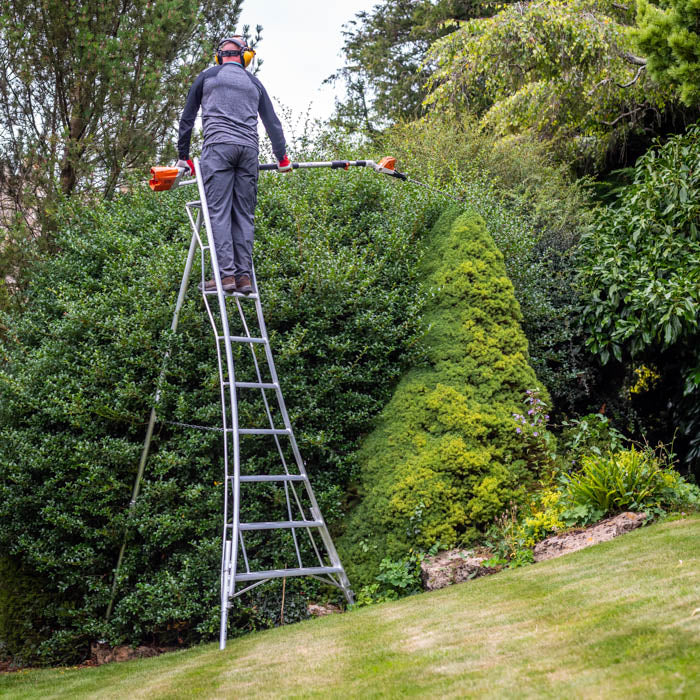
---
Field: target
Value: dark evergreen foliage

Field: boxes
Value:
[0,166,441,664]
[578,123,700,474]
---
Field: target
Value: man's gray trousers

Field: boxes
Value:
[200,142,259,278]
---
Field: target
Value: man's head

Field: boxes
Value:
[215,36,255,68]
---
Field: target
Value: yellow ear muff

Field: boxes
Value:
[242,48,255,67]
[215,37,254,67]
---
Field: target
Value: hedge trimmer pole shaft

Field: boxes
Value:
[149,155,460,203]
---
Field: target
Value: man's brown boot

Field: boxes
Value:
[198,275,237,293]
[235,273,253,295]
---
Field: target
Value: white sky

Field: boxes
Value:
[236,0,379,122]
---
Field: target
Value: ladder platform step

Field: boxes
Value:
[205,291,259,300]
[235,566,342,582]
[234,381,278,389]
[218,335,266,344]
[239,428,291,436]
[239,520,323,531]
[239,474,306,483]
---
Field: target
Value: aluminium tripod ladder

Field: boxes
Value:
[168,159,355,650]
[131,154,409,649]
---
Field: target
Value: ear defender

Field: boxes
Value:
[215,37,256,68]
[241,47,256,67]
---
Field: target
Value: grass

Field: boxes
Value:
[2,516,699,699]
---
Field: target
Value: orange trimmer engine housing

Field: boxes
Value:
[377,156,396,171]
[149,166,181,191]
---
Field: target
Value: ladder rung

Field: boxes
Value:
[239,474,306,483]
[235,566,342,582]
[234,381,277,389]
[239,520,323,531]
[239,428,290,436]
[218,335,266,344]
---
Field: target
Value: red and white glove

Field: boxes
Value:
[176,159,195,176]
[277,154,292,173]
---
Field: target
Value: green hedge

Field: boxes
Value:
[339,209,550,586]
[0,164,441,664]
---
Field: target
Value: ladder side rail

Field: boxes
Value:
[222,539,232,598]
[192,158,242,648]
[249,282,352,594]
[234,294,304,569]
[191,213,234,597]
[195,219,236,636]
[199,258,224,347]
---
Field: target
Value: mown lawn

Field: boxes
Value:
[2,516,699,699]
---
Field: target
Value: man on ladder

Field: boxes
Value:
[176,35,292,295]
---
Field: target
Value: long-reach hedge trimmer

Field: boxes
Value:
[148,156,463,203]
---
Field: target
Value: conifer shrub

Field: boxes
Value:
[339,209,551,587]
[384,116,597,419]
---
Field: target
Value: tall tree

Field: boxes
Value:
[326,0,493,134]
[0,0,247,233]
[424,0,678,171]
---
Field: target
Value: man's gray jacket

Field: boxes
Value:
[178,62,286,161]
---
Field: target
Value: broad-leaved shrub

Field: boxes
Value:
[0,162,441,664]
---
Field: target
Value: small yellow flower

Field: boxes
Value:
[629,365,661,395]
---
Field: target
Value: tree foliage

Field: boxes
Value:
[326,0,492,133]
[636,0,700,106]
[424,0,674,170]
[0,0,245,229]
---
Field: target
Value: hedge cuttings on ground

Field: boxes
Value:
[0,163,442,665]
[339,208,551,588]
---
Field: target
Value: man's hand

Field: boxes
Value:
[176,159,195,176]
[277,155,292,173]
